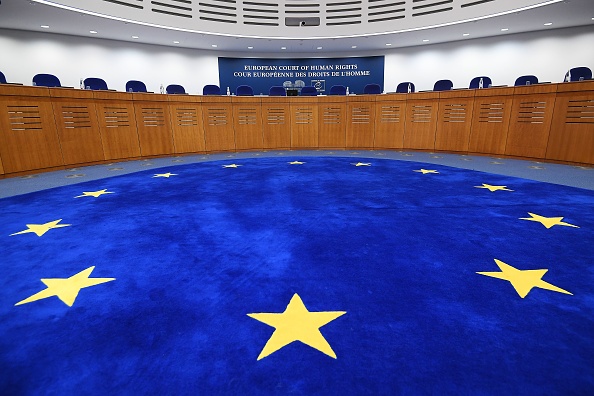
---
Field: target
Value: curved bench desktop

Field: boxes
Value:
[0,81,592,177]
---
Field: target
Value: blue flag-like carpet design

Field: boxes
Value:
[1,156,593,395]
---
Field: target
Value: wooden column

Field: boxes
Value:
[93,90,141,161]
[318,96,346,149]
[374,93,407,149]
[403,92,439,150]
[168,95,206,154]
[232,96,263,151]
[435,89,475,152]
[202,96,235,152]
[505,84,557,159]
[132,92,175,157]
[468,87,514,155]
[290,97,319,149]
[261,97,291,150]
[346,95,376,149]
[546,81,594,164]
[0,85,64,174]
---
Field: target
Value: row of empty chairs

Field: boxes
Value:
[0,67,591,96]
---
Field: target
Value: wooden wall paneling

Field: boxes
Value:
[50,88,105,166]
[132,93,175,157]
[290,97,319,149]
[546,81,594,164]
[374,94,407,149]
[232,96,264,151]
[346,95,376,149]
[93,91,141,161]
[403,92,439,150]
[505,84,557,159]
[202,96,236,152]
[0,151,4,175]
[467,87,514,155]
[0,85,64,174]
[261,97,291,150]
[435,89,475,152]
[318,96,346,149]
[168,95,207,154]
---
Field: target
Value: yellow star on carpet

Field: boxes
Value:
[477,259,572,298]
[474,184,514,192]
[519,212,579,229]
[288,161,305,165]
[223,164,242,168]
[10,219,71,237]
[352,162,371,167]
[74,189,114,198]
[15,266,115,307]
[153,173,177,178]
[248,293,346,360]
[414,169,439,174]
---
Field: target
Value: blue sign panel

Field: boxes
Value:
[218,56,384,95]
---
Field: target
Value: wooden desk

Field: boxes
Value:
[318,96,346,149]
[404,92,439,150]
[346,95,376,149]
[168,94,206,154]
[468,87,514,155]
[435,89,475,152]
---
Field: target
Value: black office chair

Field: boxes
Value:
[433,79,453,91]
[84,77,109,90]
[300,86,318,96]
[167,84,186,94]
[0,71,6,84]
[396,82,415,93]
[126,80,147,92]
[514,75,539,86]
[269,86,286,96]
[363,84,381,94]
[469,76,492,89]
[236,85,254,96]
[203,85,221,95]
[329,85,347,95]
[564,67,592,82]
[33,73,61,87]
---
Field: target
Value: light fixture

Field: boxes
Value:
[385,43,392,46]
[281,46,286,50]
[351,45,357,49]
[316,46,323,50]
[173,41,180,44]
[89,30,97,34]
[40,25,49,28]
[544,22,553,26]
[501,28,509,31]
[247,46,253,49]
[211,44,217,47]
[463,33,470,36]
[422,39,430,42]
[132,35,139,39]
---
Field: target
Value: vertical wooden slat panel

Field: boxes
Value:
[403,92,439,150]
[468,87,514,155]
[233,96,263,151]
[202,96,235,152]
[168,95,206,154]
[346,95,375,149]
[374,94,407,149]
[291,97,318,149]
[262,97,291,150]
[133,93,175,157]
[318,96,346,149]
[435,90,475,152]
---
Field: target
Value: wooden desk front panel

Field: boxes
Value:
[404,99,438,150]
[0,153,4,175]
[52,98,105,166]
[262,100,291,149]
[291,101,319,148]
[435,95,475,152]
[374,96,406,149]
[505,93,555,159]
[94,100,141,160]
[318,98,346,149]
[233,100,264,151]
[468,96,513,155]
[0,95,64,173]
[202,99,236,152]
[169,102,207,154]
[546,91,594,164]
[133,101,175,157]
[346,97,375,149]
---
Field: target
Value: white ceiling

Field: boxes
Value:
[0,0,592,53]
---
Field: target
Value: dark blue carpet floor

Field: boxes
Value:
[1,157,593,395]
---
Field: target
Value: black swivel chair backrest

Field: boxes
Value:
[126,80,147,92]
[0,71,6,84]
[236,85,254,96]
[269,86,286,96]
[514,75,539,86]
[433,79,453,91]
[300,86,318,96]
[329,85,347,95]
[33,73,61,87]
[396,82,415,93]
[469,76,492,89]
[167,84,186,94]
[564,67,592,82]
[84,77,108,90]
[203,85,221,95]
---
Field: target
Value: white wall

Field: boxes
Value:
[0,26,593,93]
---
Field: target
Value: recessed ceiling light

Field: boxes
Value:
[281,47,286,50]
[544,22,553,26]
[247,46,253,49]
[501,28,509,32]
[40,25,49,29]
[463,33,470,36]
[422,39,430,42]
[132,36,139,39]
[89,30,98,34]
[173,41,180,44]
[351,45,357,49]
[385,43,392,46]
[317,46,323,50]
[211,44,217,48]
